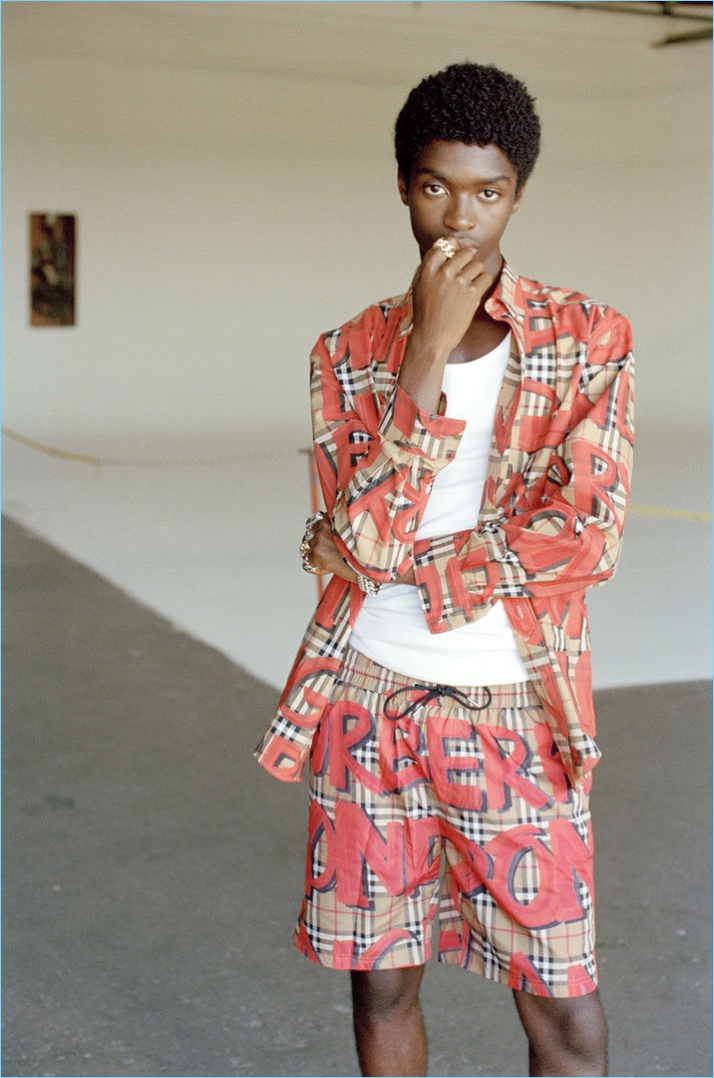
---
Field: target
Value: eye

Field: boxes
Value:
[423,182,446,196]
[480,188,501,202]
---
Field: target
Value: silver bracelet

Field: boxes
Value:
[356,572,381,597]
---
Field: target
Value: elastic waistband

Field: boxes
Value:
[338,647,539,712]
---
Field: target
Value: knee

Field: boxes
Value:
[514,989,608,1075]
[351,966,424,1020]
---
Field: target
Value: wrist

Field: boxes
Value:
[398,340,448,415]
[403,327,452,368]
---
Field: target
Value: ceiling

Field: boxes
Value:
[547,2,712,46]
[3,1,712,94]
[3,0,710,163]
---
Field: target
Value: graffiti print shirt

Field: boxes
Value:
[255,261,635,785]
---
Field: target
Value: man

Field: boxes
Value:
[255,63,634,1076]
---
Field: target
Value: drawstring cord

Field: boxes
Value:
[384,683,493,721]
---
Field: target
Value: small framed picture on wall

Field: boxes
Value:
[29,213,76,326]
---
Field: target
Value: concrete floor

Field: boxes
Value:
[2,516,712,1078]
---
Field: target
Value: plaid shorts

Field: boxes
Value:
[294,647,598,998]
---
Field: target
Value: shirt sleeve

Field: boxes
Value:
[412,308,635,632]
[311,310,465,582]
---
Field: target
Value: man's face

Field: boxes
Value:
[398,140,525,277]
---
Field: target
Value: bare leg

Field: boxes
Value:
[513,988,608,1077]
[351,965,427,1077]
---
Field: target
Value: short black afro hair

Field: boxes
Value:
[395,63,541,192]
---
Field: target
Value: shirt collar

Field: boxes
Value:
[398,292,414,337]
[486,260,526,326]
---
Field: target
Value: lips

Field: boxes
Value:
[452,238,480,253]
[436,235,479,254]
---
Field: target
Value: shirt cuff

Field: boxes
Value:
[413,533,491,632]
[378,383,464,462]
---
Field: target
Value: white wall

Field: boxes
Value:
[2,1,712,688]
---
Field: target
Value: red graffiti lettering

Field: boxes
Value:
[532,723,572,803]
[378,714,426,792]
[441,820,492,896]
[508,951,552,996]
[427,717,485,810]
[334,802,440,909]
[305,798,336,893]
[487,820,589,928]
[480,726,552,812]
[312,701,384,794]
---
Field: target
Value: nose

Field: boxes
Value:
[443,193,477,233]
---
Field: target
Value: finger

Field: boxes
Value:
[421,237,457,270]
[309,549,331,575]
[312,532,335,565]
[449,250,482,275]
[302,540,328,575]
[429,242,481,277]
[462,265,494,292]
[432,236,458,259]
[447,251,489,284]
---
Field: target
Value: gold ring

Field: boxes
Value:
[434,237,457,259]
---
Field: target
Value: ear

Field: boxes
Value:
[397,170,410,206]
[511,182,527,215]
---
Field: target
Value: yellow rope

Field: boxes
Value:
[3,426,712,522]
[629,504,712,523]
[2,426,101,466]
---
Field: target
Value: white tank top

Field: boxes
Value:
[349,332,529,686]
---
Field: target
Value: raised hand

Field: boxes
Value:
[398,238,494,412]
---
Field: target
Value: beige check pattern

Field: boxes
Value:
[255,262,634,787]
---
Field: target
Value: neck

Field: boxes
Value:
[448,309,509,364]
